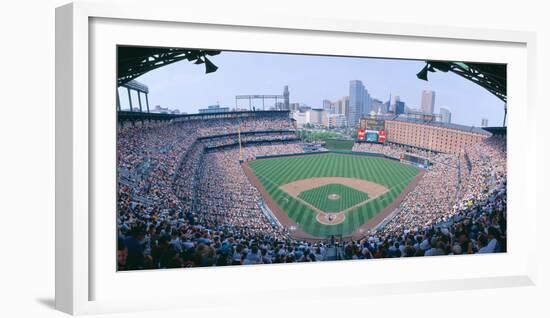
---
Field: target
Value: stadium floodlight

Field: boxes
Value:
[416,62,440,81]
[204,57,219,74]
[117,46,221,86]
[416,60,507,103]
[416,64,430,81]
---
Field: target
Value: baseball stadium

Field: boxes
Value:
[116,47,507,270]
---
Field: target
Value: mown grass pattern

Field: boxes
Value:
[324,139,355,151]
[249,153,419,238]
[298,183,369,213]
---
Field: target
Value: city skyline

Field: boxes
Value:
[119,50,506,127]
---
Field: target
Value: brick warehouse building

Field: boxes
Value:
[385,117,491,154]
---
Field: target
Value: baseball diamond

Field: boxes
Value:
[247,153,420,238]
[298,183,370,212]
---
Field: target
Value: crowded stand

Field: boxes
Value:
[117,113,506,270]
[372,135,506,253]
[353,142,435,160]
[195,143,304,240]
[200,132,299,150]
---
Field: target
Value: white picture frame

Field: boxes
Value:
[55,1,538,315]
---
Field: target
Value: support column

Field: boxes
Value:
[137,91,143,112]
[145,93,150,113]
[116,88,121,111]
[127,87,133,112]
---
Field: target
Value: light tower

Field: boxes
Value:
[283,85,290,110]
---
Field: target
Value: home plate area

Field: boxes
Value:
[279,177,388,225]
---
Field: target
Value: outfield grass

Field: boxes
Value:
[324,139,355,151]
[298,183,369,213]
[248,153,419,238]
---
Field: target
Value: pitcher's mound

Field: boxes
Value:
[328,194,340,200]
[317,212,346,225]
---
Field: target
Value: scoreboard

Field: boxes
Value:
[357,129,386,143]
[357,117,386,144]
[357,117,386,143]
[359,118,386,131]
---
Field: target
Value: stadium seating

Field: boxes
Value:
[117,114,506,270]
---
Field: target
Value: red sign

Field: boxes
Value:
[357,129,365,140]
[377,130,386,143]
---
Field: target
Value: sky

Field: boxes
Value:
[118,50,506,127]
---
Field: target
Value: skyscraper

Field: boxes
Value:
[283,85,290,110]
[440,107,452,123]
[322,99,332,113]
[481,118,489,127]
[341,96,349,118]
[383,100,391,114]
[348,80,370,126]
[395,100,405,115]
[371,99,383,114]
[421,90,436,114]
[348,80,363,126]
[391,95,401,112]
[362,89,372,116]
[334,97,346,115]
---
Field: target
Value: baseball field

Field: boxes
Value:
[246,153,420,238]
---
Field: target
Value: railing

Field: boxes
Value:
[117,109,291,123]
[258,201,282,228]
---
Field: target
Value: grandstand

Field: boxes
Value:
[117,108,506,270]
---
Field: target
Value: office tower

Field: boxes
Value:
[289,102,300,111]
[328,114,347,128]
[292,110,310,127]
[371,99,383,114]
[333,100,341,114]
[440,107,452,123]
[362,89,372,116]
[283,85,290,110]
[391,95,400,111]
[348,80,364,126]
[383,100,391,114]
[309,108,326,125]
[349,80,371,126]
[340,96,349,118]
[332,99,344,115]
[421,90,436,114]
[481,118,489,127]
[395,100,405,115]
[322,99,333,113]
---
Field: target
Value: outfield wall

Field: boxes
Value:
[255,150,400,162]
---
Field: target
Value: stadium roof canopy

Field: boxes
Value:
[121,80,149,94]
[417,61,507,102]
[117,109,290,123]
[117,46,221,86]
